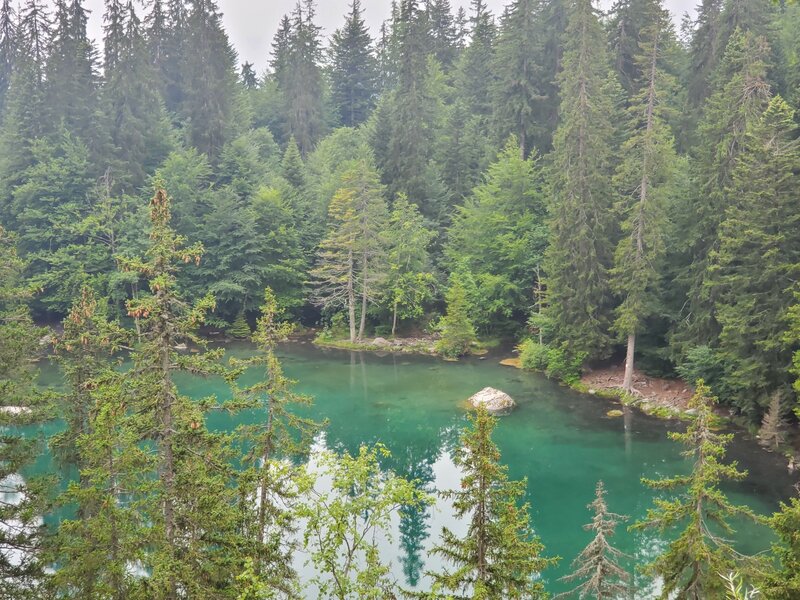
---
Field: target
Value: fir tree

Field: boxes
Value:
[557,481,630,599]
[761,493,800,599]
[329,0,378,127]
[423,406,555,598]
[758,392,787,451]
[0,0,17,112]
[426,0,459,68]
[544,0,619,360]
[434,272,478,359]
[633,381,754,599]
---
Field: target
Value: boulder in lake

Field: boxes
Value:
[469,387,516,413]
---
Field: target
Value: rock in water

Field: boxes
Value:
[469,387,516,413]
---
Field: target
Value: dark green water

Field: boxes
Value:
[32,342,799,596]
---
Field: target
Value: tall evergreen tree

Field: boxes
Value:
[423,406,555,598]
[121,185,243,598]
[0,0,17,112]
[674,30,772,354]
[761,494,800,599]
[311,162,389,341]
[544,0,619,360]
[426,0,458,68]
[0,227,48,599]
[558,481,630,599]
[454,0,496,120]
[686,0,724,108]
[329,0,378,127]
[634,382,754,599]
[492,0,546,157]
[705,96,800,417]
[611,1,677,391]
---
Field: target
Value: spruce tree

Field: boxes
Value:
[611,1,677,392]
[706,96,800,416]
[633,382,754,599]
[424,406,555,598]
[686,0,724,109]
[0,0,17,112]
[329,0,378,128]
[544,0,619,360]
[426,0,459,68]
[675,30,772,353]
[492,0,546,157]
[435,273,478,358]
[558,481,630,599]
[454,0,496,120]
[121,184,244,598]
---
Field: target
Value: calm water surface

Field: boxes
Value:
[33,341,799,596]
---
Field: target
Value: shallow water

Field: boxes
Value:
[32,341,799,595]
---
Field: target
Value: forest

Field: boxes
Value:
[0,0,800,597]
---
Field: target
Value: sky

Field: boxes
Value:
[74,0,698,71]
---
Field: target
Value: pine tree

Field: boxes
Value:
[706,96,800,416]
[758,392,786,451]
[686,0,724,108]
[633,382,754,599]
[311,162,389,341]
[455,0,496,120]
[233,288,318,591]
[557,481,630,599]
[423,406,555,598]
[120,184,244,598]
[544,0,619,360]
[611,2,677,392]
[426,0,458,68]
[329,0,378,127]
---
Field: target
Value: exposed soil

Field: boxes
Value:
[582,365,695,413]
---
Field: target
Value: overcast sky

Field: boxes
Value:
[75,0,698,71]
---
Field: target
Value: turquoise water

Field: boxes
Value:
[33,342,798,596]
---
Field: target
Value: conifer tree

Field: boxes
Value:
[0,0,17,112]
[558,481,630,599]
[761,493,800,599]
[706,96,800,416]
[233,288,318,592]
[758,392,786,451]
[424,406,555,598]
[545,0,619,360]
[686,0,724,109]
[676,30,772,352]
[45,287,147,599]
[121,184,243,598]
[0,227,48,599]
[492,0,546,157]
[454,0,496,120]
[611,2,677,392]
[426,0,459,68]
[634,382,753,599]
[180,0,240,159]
[329,0,378,127]
[311,162,389,341]
[435,273,478,358]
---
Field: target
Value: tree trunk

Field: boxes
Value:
[347,250,356,342]
[623,333,635,392]
[358,252,368,341]
[392,301,398,337]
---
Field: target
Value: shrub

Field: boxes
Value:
[519,340,585,384]
[228,311,251,338]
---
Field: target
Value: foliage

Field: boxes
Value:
[518,339,585,385]
[299,444,429,600]
[633,382,755,599]
[422,406,556,598]
[435,273,478,358]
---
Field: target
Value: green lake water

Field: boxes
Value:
[31,341,799,596]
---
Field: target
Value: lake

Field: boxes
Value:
[32,341,799,596]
